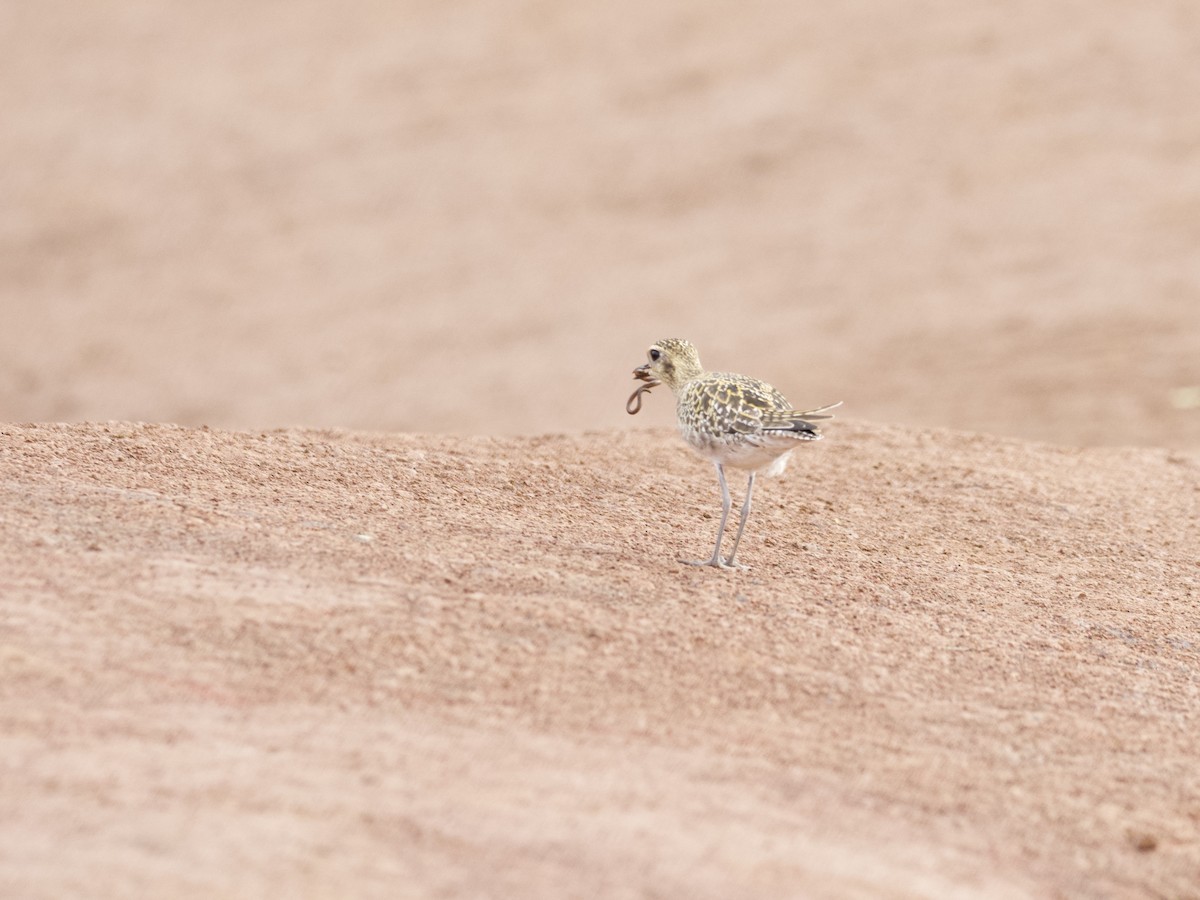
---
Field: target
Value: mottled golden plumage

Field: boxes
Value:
[629,338,840,569]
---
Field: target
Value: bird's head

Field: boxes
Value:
[632,338,703,392]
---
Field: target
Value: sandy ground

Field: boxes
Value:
[3,0,1200,897]
[2,422,1198,897]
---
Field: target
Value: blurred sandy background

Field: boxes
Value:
[4,0,1199,446]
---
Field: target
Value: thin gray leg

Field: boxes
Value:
[724,471,756,567]
[683,463,732,567]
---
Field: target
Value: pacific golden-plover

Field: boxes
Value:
[627,338,840,569]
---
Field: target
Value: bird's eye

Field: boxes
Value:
[649,348,661,362]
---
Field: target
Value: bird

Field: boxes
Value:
[627,338,840,569]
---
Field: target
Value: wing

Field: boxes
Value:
[681,375,786,436]
[683,375,842,438]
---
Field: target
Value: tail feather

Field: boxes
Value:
[787,400,843,420]
[761,400,842,434]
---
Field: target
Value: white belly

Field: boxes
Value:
[680,427,805,475]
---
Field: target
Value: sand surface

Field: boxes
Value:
[2,422,1198,897]
[3,1,1200,897]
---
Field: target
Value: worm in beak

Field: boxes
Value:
[627,364,662,414]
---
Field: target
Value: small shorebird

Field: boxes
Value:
[627,338,840,569]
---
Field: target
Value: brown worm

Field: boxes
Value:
[626,384,653,415]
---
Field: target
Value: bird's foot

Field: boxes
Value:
[681,556,749,571]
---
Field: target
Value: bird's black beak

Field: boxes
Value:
[632,363,660,385]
